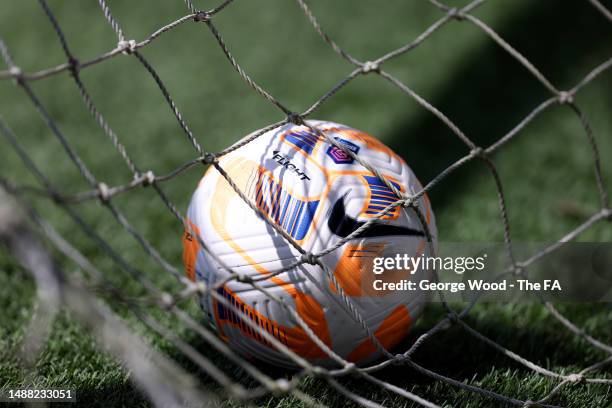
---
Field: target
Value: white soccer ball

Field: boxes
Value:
[182,120,437,367]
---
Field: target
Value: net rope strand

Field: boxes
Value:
[2,0,608,404]
[0,0,611,406]
[0,117,317,402]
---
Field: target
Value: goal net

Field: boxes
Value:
[1,0,611,406]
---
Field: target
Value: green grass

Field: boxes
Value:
[1,0,611,407]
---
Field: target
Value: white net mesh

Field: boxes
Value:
[1,0,611,406]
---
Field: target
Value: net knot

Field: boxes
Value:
[236,274,254,284]
[195,281,207,293]
[470,146,485,158]
[392,353,407,364]
[68,57,81,75]
[343,362,357,373]
[513,265,526,276]
[311,366,327,376]
[603,208,611,221]
[446,311,459,324]
[274,379,291,393]
[9,66,22,78]
[50,189,64,204]
[401,195,415,208]
[97,182,110,202]
[194,11,211,22]
[567,373,584,383]
[523,400,535,408]
[140,170,155,187]
[558,91,573,104]
[361,61,380,74]
[448,8,465,20]
[287,112,304,125]
[184,280,206,296]
[301,252,317,265]
[9,66,23,86]
[202,152,217,164]
[160,291,174,308]
[118,39,137,55]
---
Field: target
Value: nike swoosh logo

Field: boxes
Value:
[327,195,425,238]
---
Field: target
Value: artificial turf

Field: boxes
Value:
[1,0,611,406]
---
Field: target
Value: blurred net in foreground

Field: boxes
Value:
[1,0,612,406]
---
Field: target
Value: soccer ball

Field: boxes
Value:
[182,120,437,367]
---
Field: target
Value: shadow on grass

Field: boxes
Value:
[382,0,612,208]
